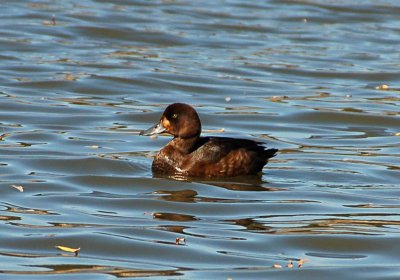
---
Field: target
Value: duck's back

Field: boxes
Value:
[185,137,277,177]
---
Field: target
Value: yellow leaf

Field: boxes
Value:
[55,245,80,254]
[11,185,24,192]
[298,259,306,267]
[375,84,389,90]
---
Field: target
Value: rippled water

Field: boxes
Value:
[1,0,400,279]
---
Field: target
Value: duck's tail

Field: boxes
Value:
[263,148,278,162]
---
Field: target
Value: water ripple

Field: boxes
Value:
[1,0,400,279]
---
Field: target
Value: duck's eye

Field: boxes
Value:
[171,113,178,119]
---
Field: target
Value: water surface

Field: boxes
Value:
[1,0,400,279]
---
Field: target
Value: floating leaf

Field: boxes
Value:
[175,237,186,245]
[11,185,24,192]
[55,245,80,256]
[375,84,389,90]
[298,259,306,268]
[272,264,282,269]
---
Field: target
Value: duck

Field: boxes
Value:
[140,103,278,177]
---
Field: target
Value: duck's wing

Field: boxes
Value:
[191,137,277,163]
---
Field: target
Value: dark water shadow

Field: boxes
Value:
[152,172,281,192]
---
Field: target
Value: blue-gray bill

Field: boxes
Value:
[139,121,166,136]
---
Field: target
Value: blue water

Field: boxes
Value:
[1,0,400,279]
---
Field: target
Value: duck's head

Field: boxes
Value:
[140,103,201,139]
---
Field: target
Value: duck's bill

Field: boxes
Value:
[139,121,166,136]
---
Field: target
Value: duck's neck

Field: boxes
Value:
[171,136,200,154]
